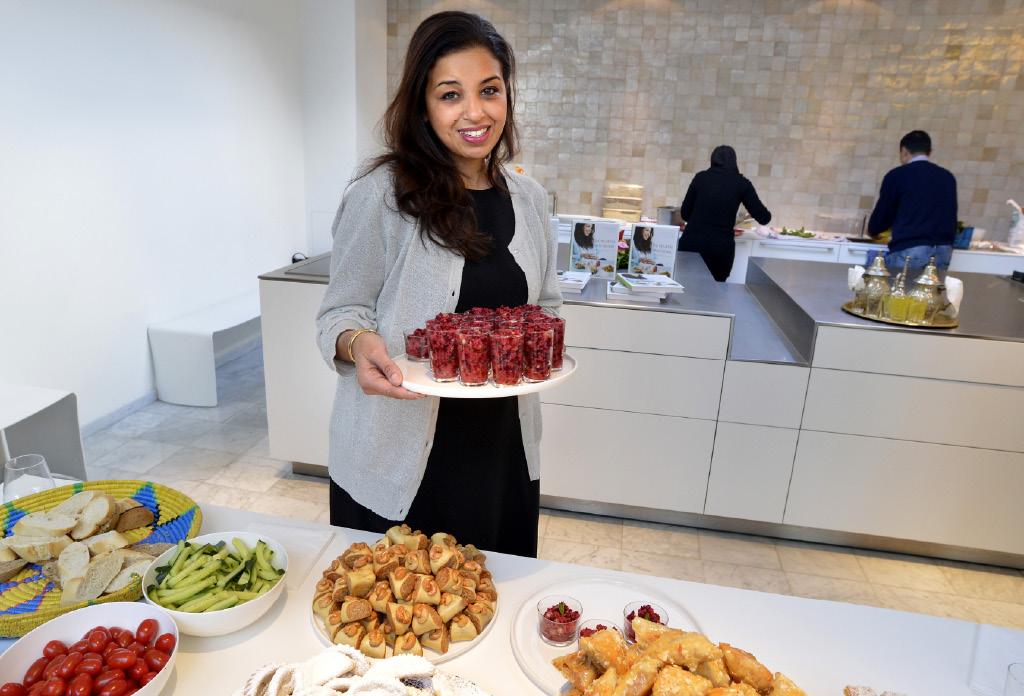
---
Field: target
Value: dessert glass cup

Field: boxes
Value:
[490,328,524,387]
[523,325,554,383]
[622,601,668,644]
[537,595,582,647]
[426,326,459,382]
[577,619,621,650]
[541,316,566,370]
[403,328,430,362]
[456,327,491,386]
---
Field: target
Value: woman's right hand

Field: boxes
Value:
[349,331,426,400]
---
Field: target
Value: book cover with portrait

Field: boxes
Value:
[569,220,619,279]
[627,224,679,277]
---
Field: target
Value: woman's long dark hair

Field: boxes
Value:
[573,223,594,249]
[709,145,739,174]
[632,226,653,253]
[362,11,519,262]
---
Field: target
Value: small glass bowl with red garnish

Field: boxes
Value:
[577,619,621,650]
[537,595,582,646]
[523,325,554,383]
[490,327,524,387]
[456,326,491,386]
[426,325,459,382]
[622,601,668,643]
[403,327,429,362]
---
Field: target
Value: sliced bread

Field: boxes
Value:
[115,504,154,533]
[0,558,29,584]
[60,551,123,605]
[6,535,73,563]
[51,490,98,517]
[12,511,78,537]
[130,542,175,557]
[114,548,159,565]
[57,541,91,585]
[85,530,131,555]
[103,559,153,594]
[0,546,17,563]
[70,494,117,540]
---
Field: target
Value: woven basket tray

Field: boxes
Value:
[0,479,202,637]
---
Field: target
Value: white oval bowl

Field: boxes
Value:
[142,531,288,637]
[0,602,178,695]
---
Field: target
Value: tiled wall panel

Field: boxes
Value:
[388,1,1024,238]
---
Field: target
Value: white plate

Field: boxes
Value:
[397,353,577,398]
[510,574,704,695]
[311,597,499,665]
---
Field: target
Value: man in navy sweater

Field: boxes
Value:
[867,130,958,269]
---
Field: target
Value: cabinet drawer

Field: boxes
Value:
[705,422,797,523]
[750,239,840,263]
[561,304,730,359]
[837,244,877,266]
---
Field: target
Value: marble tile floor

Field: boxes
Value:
[82,347,1024,631]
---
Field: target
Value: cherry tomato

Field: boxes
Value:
[86,630,109,654]
[42,641,69,659]
[42,656,66,681]
[124,661,148,682]
[55,652,82,680]
[25,685,44,696]
[135,620,157,646]
[66,675,91,696]
[153,634,175,654]
[92,672,123,691]
[101,643,119,661]
[98,680,127,696]
[39,679,64,696]
[122,682,137,691]
[0,683,29,696]
[107,627,123,639]
[115,630,133,649]
[71,659,102,677]
[67,641,89,656]
[105,650,136,671]
[142,650,169,673]
[138,674,156,688]
[123,643,146,659]
[24,657,49,687]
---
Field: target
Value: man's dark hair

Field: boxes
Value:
[900,130,932,156]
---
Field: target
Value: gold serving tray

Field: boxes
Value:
[841,301,958,328]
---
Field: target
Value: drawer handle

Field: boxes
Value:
[759,241,836,252]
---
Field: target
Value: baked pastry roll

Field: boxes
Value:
[421,625,449,654]
[388,543,410,563]
[581,627,629,675]
[411,574,441,605]
[341,542,372,569]
[333,621,365,649]
[624,642,645,671]
[586,667,619,696]
[645,631,722,672]
[434,567,463,594]
[706,684,759,696]
[359,613,380,633]
[315,577,335,595]
[368,580,393,613]
[430,532,457,549]
[323,609,345,640]
[312,591,338,621]
[768,673,806,696]
[339,596,373,622]
[551,650,597,693]
[388,567,416,601]
[436,592,467,624]
[345,557,376,598]
[632,617,674,648]
[393,631,423,656]
[458,560,483,587]
[457,585,478,603]
[614,655,662,696]
[448,612,479,642]
[373,549,400,580]
[386,523,415,546]
[720,643,773,694]
[379,620,397,646]
[405,549,431,574]
[429,543,457,574]
[460,544,486,563]
[465,601,494,632]
[473,592,496,611]
[386,601,413,636]
[411,603,444,636]
[694,658,731,688]
[405,532,429,551]
[359,628,387,659]
[651,664,713,696]
[476,574,497,596]
[322,558,345,583]
[371,538,391,554]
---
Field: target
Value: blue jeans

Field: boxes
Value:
[865,244,952,271]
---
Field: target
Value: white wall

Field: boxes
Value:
[0,0,308,427]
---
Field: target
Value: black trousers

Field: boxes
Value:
[678,233,735,282]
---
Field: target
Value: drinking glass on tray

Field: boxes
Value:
[523,325,554,383]
[426,325,459,382]
[404,328,430,362]
[490,327,524,387]
[456,326,491,387]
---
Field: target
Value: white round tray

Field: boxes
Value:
[509,574,703,695]
[397,353,577,398]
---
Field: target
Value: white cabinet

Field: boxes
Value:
[949,249,1024,275]
[561,303,730,359]
[750,239,841,263]
[837,243,879,266]
[705,422,797,523]
[726,237,753,283]
[718,361,809,429]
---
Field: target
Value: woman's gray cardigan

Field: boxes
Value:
[315,165,562,520]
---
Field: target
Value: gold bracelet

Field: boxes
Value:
[347,328,379,362]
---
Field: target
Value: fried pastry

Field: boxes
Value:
[359,628,386,659]
[768,673,806,696]
[368,580,393,613]
[695,659,732,688]
[339,595,373,622]
[388,567,416,601]
[459,560,483,586]
[358,613,379,633]
[379,620,397,646]
[552,650,598,693]
[581,627,629,675]
[473,591,496,611]
[405,532,430,551]
[465,601,494,632]
[611,655,663,696]
[312,591,337,621]
[436,592,467,623]
[386,524,416,547]
[371,538,390,554]
[372,549,400,580]
[449,612,479,642]
[623,642,645,671]
[632,616,675,647]
[341,542,372,568]
[323,609,345,640]
[393,631,423,656]
[421,625,449,654]
[322,558,345,583]
[429,543,457,574]
[434,567,463,594]
[430,532,457,549]
[460,543,485,563]
[476,574,497,596]
[457,585,477,603]
[333,622,365,649]
[651,664,713,696]
[345,557,376,597]
[411,603,444,636]
[707,685,759,696]
[386,601,413,636]
[645,632,722,671]
[720,643,773,694]
[585,668,619,696]
[411,574,441,605]
[315,577,335,595]
[405,549,432,574]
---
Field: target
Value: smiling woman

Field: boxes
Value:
[314,11,560,557]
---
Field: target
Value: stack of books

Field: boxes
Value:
[607,272,684,302]
[557,270,592,294]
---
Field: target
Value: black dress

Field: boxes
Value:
[330,186,540,557]
[677,168,771,282]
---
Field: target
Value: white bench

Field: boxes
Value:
[0,383,87,480]
[148,291,262,407]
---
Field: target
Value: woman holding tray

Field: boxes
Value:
[315,11,560,556]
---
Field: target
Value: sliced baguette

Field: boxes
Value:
[7,535,73,563]
[12,511,78,537]
[130,542,175,557]
[51,490,98,517]
[85,530,130,555]
[115,505,154,533]
[57,541,91,585]
[103,559,152,594]
[0,547,17,563]
[96,513,120,535]
[115,548,159,565]
[0,558,29,584]
[60,552,123,605]
[70,494,117,540]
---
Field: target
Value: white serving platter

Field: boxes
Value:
[397,353,577,398]
[509,574,703,695]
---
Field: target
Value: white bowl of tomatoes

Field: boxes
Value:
[0,602,177,696]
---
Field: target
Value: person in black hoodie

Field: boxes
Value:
[677,145,771,281]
